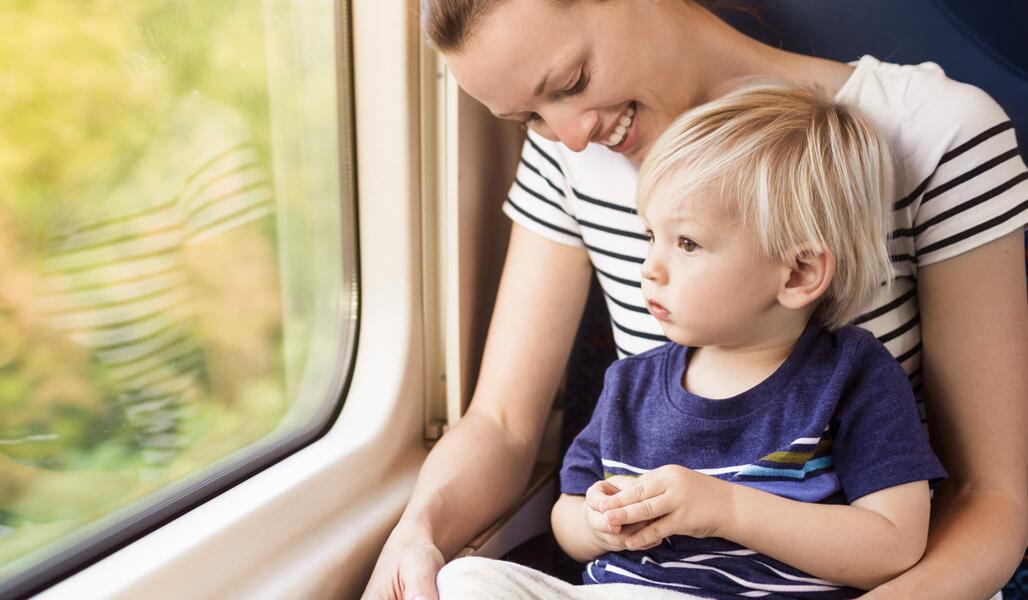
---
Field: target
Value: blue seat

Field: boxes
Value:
[728,0,1027,161]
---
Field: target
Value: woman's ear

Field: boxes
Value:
[778,248,835,310]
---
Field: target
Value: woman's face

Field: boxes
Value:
[445,0,708,165]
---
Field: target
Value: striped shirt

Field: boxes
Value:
[504,55,1028,420]
[40,96,274,465]
[560,321,946,598]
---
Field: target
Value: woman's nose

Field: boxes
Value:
[546,107,599,153]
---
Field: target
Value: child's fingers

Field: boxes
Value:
[615,521,658,549]
[633,538,663,551]
[584,480,619,510]
[603,494,671,527]
[597,475,659,512]
[604,475,638,490]
[585,504,621,535]
[624,516,673,550]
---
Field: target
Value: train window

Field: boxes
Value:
[0,0,357,595]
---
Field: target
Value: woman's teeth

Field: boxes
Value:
[605,104,635,146]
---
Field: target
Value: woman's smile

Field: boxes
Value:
[600,102,636,148]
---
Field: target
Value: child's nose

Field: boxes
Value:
[641,253,666,284]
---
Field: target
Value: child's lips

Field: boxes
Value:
[647,300,670,320]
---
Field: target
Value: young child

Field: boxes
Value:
[549,81,946,598]
[435,82,945,600]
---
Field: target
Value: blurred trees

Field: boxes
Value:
[0,0,284,574]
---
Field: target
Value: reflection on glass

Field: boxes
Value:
[0,0,351,586]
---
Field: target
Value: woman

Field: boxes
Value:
[363,1,1027,598]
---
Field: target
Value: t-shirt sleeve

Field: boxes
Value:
[911,86,1027,267]
[559,370,612,495]
[501,131,584,247]
[830,335,947,503]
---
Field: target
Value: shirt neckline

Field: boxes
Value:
[662,319,824,420]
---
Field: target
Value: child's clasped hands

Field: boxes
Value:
[584,466,735,552]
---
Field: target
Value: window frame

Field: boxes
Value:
[9,1,429,598]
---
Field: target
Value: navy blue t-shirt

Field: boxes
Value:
[560,320,946,599]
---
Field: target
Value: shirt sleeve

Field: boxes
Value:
[181,142,274,245]
[830,335,947,503]
[502,130,584,247]
[559,370,611,495]
[911,86,1027,267]
[175,99,274,246]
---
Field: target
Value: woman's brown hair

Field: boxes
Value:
[421,0,757,52]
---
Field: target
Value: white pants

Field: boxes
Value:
[436,556,707,600]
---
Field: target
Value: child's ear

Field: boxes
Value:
[777,248,835,310]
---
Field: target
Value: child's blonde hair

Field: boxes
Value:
[637,81,894,330]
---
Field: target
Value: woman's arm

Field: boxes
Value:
[361,224,593,600]
[867,230,1028,599]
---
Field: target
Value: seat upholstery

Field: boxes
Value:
[727,0,1027,161]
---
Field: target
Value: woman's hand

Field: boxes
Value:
[361,539,445,600]
[597,465,734,549]
[582,478,661,552]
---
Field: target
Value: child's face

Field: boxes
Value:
[640,187,788,348]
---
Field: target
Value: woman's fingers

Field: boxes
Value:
[361,542,444,600]
[397,543,445,600]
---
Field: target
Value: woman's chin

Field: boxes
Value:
[626,141,652,166]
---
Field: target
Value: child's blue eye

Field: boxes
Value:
[678,237,699,252]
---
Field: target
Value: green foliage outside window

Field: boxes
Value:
[0,0,290,578]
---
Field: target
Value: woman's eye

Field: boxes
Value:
[678,237,699,252]
[521,67,589,129]
[560,68,589,97]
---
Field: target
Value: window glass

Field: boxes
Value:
[0,0,355,590]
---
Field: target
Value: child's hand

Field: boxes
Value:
[583,478,662,552]
[596,465,734,550]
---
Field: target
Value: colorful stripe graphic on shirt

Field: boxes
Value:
[736,435,834,480]
[600,431,840,503]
